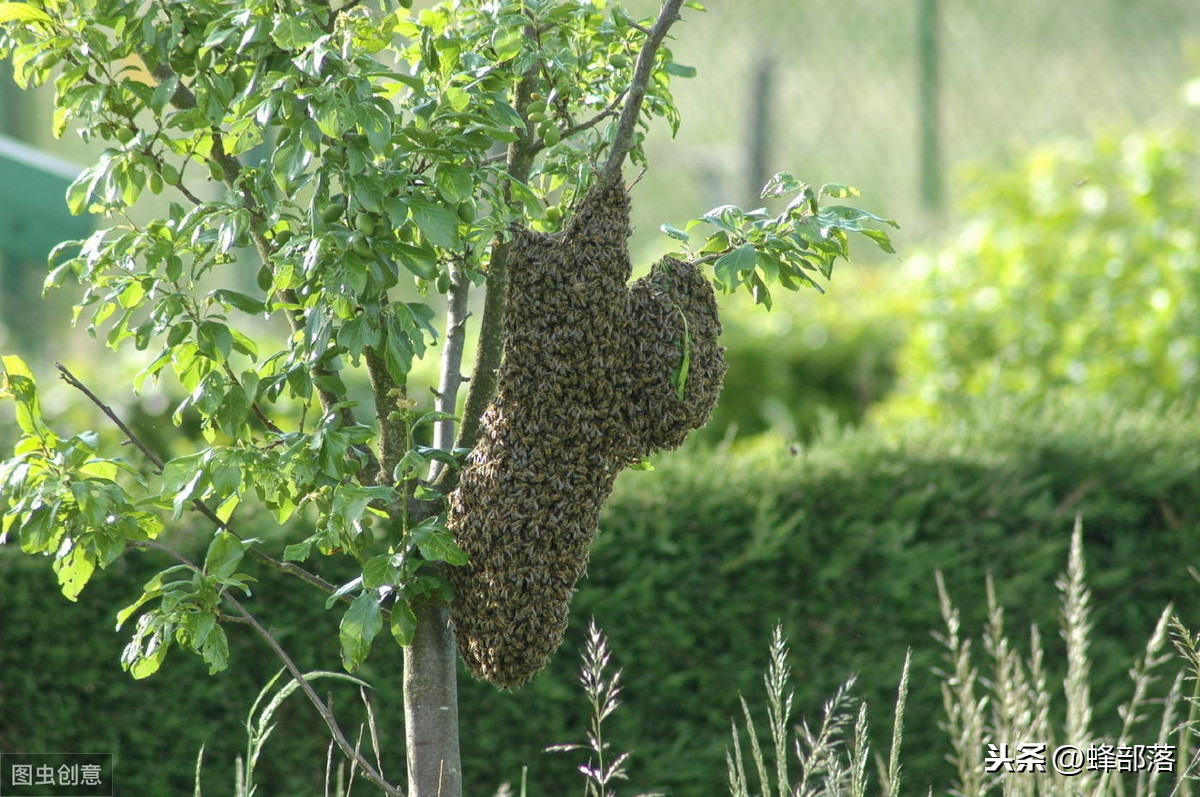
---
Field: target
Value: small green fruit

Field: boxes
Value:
[527,111,547,124]
[354,211,377,236]
[350,233,372,257]
[541,125,561,146]
[320,201,345,224]
[457,201,476,224]
[274,228,294,245]
[256,265,273,292]
[162,163,180,186]
[149,172,164,194]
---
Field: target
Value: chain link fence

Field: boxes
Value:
[636,0,1200,255]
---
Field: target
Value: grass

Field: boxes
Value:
[544,517,1200,797]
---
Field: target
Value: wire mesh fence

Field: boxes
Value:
[635,0,1200,255]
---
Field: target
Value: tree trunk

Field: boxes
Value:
[404,596,463,797]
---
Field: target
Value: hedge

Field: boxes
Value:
[3,395,1198,795]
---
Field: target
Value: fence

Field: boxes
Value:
[635,0,1200,254]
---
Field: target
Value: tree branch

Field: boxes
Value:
[454,69,540,452]
[600,0,686,186]
[124,539,399,793]
[429,260,470,483]
[148,56,373,473]
[56,362,165,471]
[365,340,408,488]
[55,363,343,600]
[222,593,405,797]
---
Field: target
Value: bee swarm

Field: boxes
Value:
[447,179,726,688]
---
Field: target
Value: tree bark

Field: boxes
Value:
[404,595,462,797]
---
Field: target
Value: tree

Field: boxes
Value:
[0,0,895,794]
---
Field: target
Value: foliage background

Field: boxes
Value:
[4,399,1199,795]
[3,0,1200,795]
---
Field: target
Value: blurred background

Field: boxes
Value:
[3,1,1200,795]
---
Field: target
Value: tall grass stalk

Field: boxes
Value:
[726,624,910,797]
[730,519,1198,797]
[547,620,662,797]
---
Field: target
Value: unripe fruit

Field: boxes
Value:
[149,172,164,194]
[256,265,272,292]
[457,200,476,224]
[274,228,294,245]
[527,100,548,114]
[527,111,547,124]
[320,201,345,224]
[541,125,561,146]
[354,211,376,236]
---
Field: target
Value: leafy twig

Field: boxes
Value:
[54,363,343,600]
[601,0,686,185]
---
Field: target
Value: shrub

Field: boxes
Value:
[881,114,1200,419]
[704,268,903,442]
[3,395,1199,795]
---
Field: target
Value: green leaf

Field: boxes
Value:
[390,599,418,647]
[713,243,757,291]
[211,289,266,315]
[435,163,474,204]
[197,321,233,363]
[53,543,96,602]
[408,198,461,249]
[0,3,53,24]
[283,538,314,562]
[819,183,861,198]
[665,62,697,78]
[1,355,50,438]
[204,531,245,580]
[362,554,399,589]
[411,522,467,566]
[270,17,320,50]
[200,624,229,674]
[339,590,383,671]
[660,223,690,244]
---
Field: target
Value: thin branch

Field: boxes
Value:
[429,260,471,482]
[55,363,343,599]
[56,363,166,471]
[600,0,686,185]
[222,595,405,797]
[560,93,625,139]
[126,538,403,795]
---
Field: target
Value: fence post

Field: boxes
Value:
[746,54,775,204]
[917,0,944,211]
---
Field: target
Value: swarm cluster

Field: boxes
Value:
[447,180,726,688]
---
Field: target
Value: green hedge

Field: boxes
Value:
[4,396,1199,795]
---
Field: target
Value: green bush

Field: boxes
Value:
[882,115,1200,419]
[4,396,1199,795]
[704,268,903,442]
